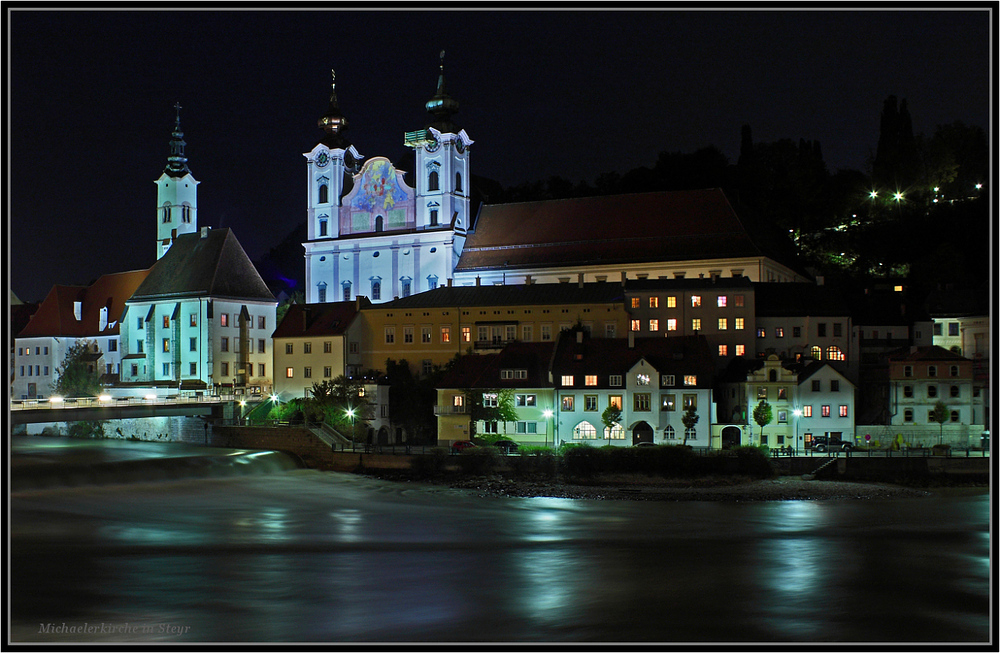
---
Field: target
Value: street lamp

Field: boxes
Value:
[793,408,802,455]
[543,409,553,448]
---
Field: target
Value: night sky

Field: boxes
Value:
[8,8,992,303]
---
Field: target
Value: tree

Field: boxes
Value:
[681,406,700,446]
[305,376,369,441]
[929,401,949,444]
[753,399,773,443]
[51,340,102,397]
[386,359,440,445]
[466,388,518,443]
[601,404,623,445]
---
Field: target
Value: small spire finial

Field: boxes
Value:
[173,102,182,128]
[331,69,336,90]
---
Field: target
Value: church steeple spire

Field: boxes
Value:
[424,50,460,132]
[165,102,192,178]
[318,69,351,149]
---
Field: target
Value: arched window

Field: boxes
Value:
[769,369,778,382]
[573,422,597,440]
[826,346,844,361]
[317,282,327,303]
[318,184,329,204]
[375,215,383,232]
[664,425,676,440]
[604,423,625,440]
[428,170,439,191]
[810,346,822,360]
[342,281,351,301]
[685,426,697,440]
[162,204,172,223]
[401,277,412,297]
[181,205,191,223]
[455,172,463,192]
[371,280,381,301]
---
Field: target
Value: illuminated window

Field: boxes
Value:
[661,394,676,411]
[162,339,170,353]
[585,375,598,386]
[718,344,728,356]
[683,394,697,410]
[735,318,745,330]
[735,345,745,356]
[649,319,659,332]
[605,423,625,440]
[441,326,451,343]
[775,327,784,338]
[667,296,677,308]
[636,373,650,386]
[718,318,728,330]
[692,319,702,331]
[163,316,170,329]
[609,395,623,410]
[562,375,574,387]
[811,346,822,360]
[649,297,659,308]
[285,367,294,378]
[573,421,596,439]
[757,328,766,338]
[821,405,831,417]
[826,346,845,361]
[667,318,677,331]
[691,295,701,307]
[562,396,575,411]
[802,405,812,417]
[483,393,498,408]
[631,320,641,332]
[461,326,471,342]
[683,375,697,386]
[717,296,727,307]
[778,387,787,399]
[839,405,849,417]
[453,395,464,408]
[631,297,640,309]
[757,387,768,399]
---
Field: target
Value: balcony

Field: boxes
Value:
[434,404,467,416]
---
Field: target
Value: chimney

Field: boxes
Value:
[476,276,481,286]
[628,331,635,349]
[200,226,210,238]
[576,330,584,344]
[578,273,584,288]
[355,296,361,311]
[621,270,627,286]
[171,228,178,241]
[525,275,532,285]
[447,278,453,287]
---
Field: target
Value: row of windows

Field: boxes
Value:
[161,204,192,224]
[797,405,850,418]
[131,337,266,355]
[560,374,697,388]
[902,365,961,378]
[284,341,339,355]
[902,408,962,423]
[631,317,747,332]
[933,322,961,337]
[559,393,699,412]
[757,323,844,338]
[631,294,746,309]
[285,366,336,379]
[136,313,266,330]
[17,346,50,356]
[18,365,51,377]
[901,385,963,399]
[572,422,697,441]
[128,362,268,378]
[384,323,605,345]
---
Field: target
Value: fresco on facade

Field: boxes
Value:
[351,159,410,214]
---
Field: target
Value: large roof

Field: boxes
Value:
[753,282,850,317]
[272,300,368,339]
[130,228,274,303]
[885,345,970,363]
[438,341,556,389]
[17,269,151,338]
[457,189,785,272]
[377,281,626,309]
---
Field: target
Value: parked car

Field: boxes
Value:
[492,439,520,455]
[811,436,854,452]
[635,441,658,448]
[451,440,478,454]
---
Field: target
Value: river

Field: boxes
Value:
[9,437,992,644]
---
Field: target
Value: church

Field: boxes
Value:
[300,57,807,306]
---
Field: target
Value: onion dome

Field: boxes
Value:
[318,69,351,149]
[424,50,460,133]
[165,102,192,178]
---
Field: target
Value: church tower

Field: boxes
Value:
[404,50,474,266]
[154,104,199,259]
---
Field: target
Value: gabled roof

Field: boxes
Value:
[794,360,853,386]
[377,281,625,309]
[753,282,849,317]
[438,342,556,389]
[272,300,369,339]
[885,345,970,363]
[130,228,274,303]
[551,331,716,389]
[457,189,792,272]
[17,269,151,338]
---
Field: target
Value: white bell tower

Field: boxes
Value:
[155,103,199,259]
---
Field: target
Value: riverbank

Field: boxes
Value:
[361,471,943,501]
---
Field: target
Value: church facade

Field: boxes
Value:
[303,59,472,305]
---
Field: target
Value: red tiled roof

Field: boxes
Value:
[272,300,368,338]
[17,269,151,338]
[458,189,765,271]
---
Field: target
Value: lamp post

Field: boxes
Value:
[793,408,802,456]
[543,409,553,449]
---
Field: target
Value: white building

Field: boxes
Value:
[303,61,471,304]
[156,104,199,260]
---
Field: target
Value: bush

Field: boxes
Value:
[931,443,952,456]
[560,444,610,477]
[67,421,106,439]
[508,447,557,478]
[456,445,501,475]
[732,445,776,478]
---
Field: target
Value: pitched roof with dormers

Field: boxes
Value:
[129,228,274,303]
[884,345,970,363]
[437,341,556,390]
[551,331,716,389]
[457,189,800,273]
[272,299,370,339]
[17,269,151,338]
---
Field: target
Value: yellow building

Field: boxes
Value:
[356,281,629,376]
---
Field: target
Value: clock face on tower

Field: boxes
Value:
[425,140,440,154]
[316,151,329,167]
